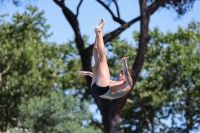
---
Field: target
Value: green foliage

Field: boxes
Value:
[147,0,197,17]
[0,5,54,130]
[0,5,84,131]
[17,90,101,133]
[107,37,137,80]
[1,1,199,133]
[121,20,200,133]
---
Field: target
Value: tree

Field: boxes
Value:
[50,1,198,132]
[1,0,199,132]
[14,90,101,133]
[121,20,200,133]
[0,5,81,131]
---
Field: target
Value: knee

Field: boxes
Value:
[99,55,107,62]
[100,51,106,56]
[94,45,98,49]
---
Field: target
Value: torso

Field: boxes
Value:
[110,80,125,92]
[100,80,132,99]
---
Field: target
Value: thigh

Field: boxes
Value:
[96,59,110,86]
[91,63,98,87]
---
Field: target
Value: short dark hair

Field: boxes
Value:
[128,69,135,79]
[121,69,135,79]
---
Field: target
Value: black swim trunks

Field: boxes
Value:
[91,83,109,96]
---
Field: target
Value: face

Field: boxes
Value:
[118,71,125,81]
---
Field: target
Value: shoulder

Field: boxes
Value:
[100,86,130,99]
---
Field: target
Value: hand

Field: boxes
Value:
[77,71,88,76]
[121,56,129,61]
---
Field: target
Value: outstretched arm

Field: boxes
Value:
[121,57,131,85]
[77,71,93,77]
[77,71,117,83]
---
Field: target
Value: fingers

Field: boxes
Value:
[77,71,81,74]
[77,71,86,76]
[121,56,129,60]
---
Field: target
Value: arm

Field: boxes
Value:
[77,71,93,77]
[122,57,131,85]
[78,71,117,83]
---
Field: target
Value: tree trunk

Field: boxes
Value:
[102,104,120,133]
[99,0,151,131]
[53,0,169,132]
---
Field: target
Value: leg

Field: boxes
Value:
[95,18,110,87]
[91,34,99,86]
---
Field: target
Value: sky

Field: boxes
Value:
[1,0,200,127]
[1,0,200,45]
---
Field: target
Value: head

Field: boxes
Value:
[118,70,125,81]
[118,69,135,81]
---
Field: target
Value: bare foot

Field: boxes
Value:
[94,18,105,34]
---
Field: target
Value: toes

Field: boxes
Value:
[101,18,105,24]
[100,18,105,25]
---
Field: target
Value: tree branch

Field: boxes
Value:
[96,0,125,25]
[53,0,65,8]
[112,0,120,18]
[95,0,169,43]
[76,0,83,17]
[143,107,154,133]
[0,56,14,88]
[132,0,170,80]
[103,17,140,44]
[149,0,170,15]
[53,0,84,52]
[1,64,11,75]
[132,0,150,81]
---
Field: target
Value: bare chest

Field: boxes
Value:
[110,81,126,92]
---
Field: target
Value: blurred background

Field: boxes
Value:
[0,0,200,133]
